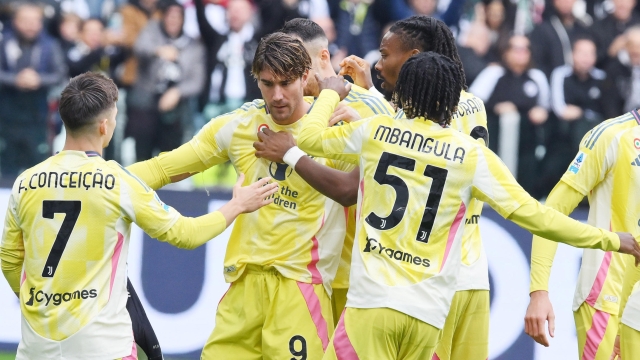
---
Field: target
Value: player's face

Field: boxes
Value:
[258,69,307,124]
[375,32,416,92]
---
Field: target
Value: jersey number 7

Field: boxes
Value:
[42,200,82,278]
[365,151,448,244]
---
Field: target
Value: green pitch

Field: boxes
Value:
[0,352,15,360]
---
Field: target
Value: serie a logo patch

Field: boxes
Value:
[568,152,587,174]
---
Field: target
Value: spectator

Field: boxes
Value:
[407,0,466,27]
[550,37,605,151]
[592,0,640,68]
[602,25,640,118]
[126,0,205,161]
[335,0,380,59]
[470,34,550,198]
[195,0,259,119]
[112,0,160,87]
[529,0,591,78]
[0,3,66,176]
[65,18,125,77]
[458,0,514,84]
[58,12,82,53]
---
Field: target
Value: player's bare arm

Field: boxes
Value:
[253,128,358,207]
[524,290,555,347]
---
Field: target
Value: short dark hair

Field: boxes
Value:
[252,32,312,81]
[59,72,119,132]
[393,52,463,125]
[280,18,327,43]
[389,16,466,88]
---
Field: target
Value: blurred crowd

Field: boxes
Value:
[1,0,639,197]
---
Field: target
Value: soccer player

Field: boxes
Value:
[0,72,278,359]
[127,33,352,359]
[279,17,394,324]
[296,52,640,360]
[259,15,491,360]
[524,113,640,358]
[607,126,640,359]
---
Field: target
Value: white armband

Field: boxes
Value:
[283,146,307,168]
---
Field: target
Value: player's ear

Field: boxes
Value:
[320,49,331,67]
[410,49,420,56]
[301,69,310,88]
[98,117,108,136]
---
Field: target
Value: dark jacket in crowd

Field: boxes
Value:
[195,0,260,110]
[529,15,591,78]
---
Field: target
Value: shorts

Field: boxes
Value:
[620,323,640,359]
[201,265,334,360]
[331,288,348,326]
[323,307,441,360]
[574,302,618,360]
[433,290,489,360]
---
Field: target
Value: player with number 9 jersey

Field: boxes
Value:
[298,54,625,359]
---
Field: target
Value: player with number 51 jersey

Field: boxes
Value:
[297,53,633,359]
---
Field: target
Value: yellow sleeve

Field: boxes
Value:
[127,111,236,189]
[470,147,619,252]
[620,254,640,320]
[508,198,619,252]
[529,181,585,292]
[298,90,367,164]
[0,191,24,293]
[127,143,209,190]
[156,211,227,250]
[121,169,227,249]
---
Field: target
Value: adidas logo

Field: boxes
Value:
[632,155,640,166]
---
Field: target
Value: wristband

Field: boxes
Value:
[283,146,306,168]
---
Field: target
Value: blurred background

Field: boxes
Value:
[0,0,638,197]
[0,0,636,357]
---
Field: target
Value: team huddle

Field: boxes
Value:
[3,15,640,360]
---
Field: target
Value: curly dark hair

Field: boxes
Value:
[389,16,466,88]
[393,52,463,125]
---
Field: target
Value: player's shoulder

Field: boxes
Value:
[105,160,152,192]
[201,99,269,135]
[580,110,640,151]
[345,84,394,115]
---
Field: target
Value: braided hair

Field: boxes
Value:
[389,16,466,88]
[393,52,463,125]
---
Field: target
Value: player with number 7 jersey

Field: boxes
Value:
[297,54,639,359]
[0,73,278,360]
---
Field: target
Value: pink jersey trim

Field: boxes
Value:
[121,339,138,360]
[581,309,610,360]
[334,310,359,360]
[585,252,612,307]
[440,202,466,271]
[21,271,26,286]
[307,214,325,284]
[110,232,125,298]
[297,282,330,350]
[432,353,440,360]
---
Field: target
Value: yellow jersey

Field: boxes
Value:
[297,90,620,328]
[0,151,188,359]
[396,90,490,291]
[332,84,395,289]
[128,101,353,294]
[530,110,640,315]
[612,127,640,331]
